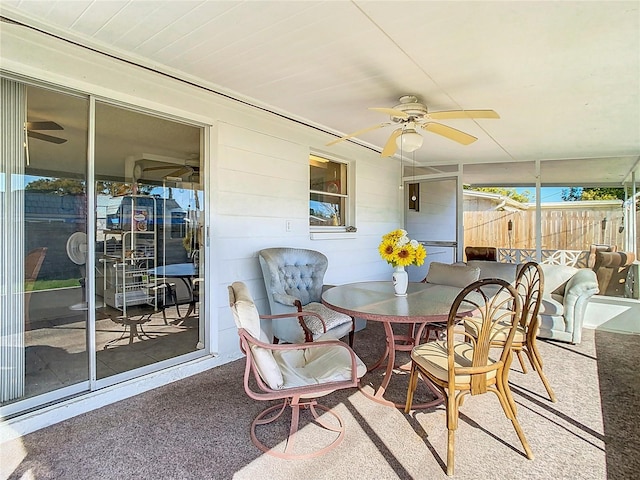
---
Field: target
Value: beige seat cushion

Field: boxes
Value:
[275,341,367,395]
[411,340,498,383]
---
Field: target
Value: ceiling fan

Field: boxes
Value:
[26,121,67,144]
[326,95,499,157]
[133,161,199,182]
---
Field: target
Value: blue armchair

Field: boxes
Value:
[258,247,355,345]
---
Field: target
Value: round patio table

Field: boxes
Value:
[322,281,465,409]
[149,263,198,319]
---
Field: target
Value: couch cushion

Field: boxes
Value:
[538,296,564,316]
[467,260,518,284]
[425,262,481,288]
[540,264,578,295]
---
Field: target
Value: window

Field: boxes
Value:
[309,155,348,228]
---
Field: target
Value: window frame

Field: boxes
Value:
[309,153,353,233]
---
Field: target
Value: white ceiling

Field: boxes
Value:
[2,0,639,186]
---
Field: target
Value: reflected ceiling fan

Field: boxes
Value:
[326,95,499,157]
[26,121,67,144]
[133,161,199,182]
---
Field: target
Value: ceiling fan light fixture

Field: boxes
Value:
[396,129,423,152]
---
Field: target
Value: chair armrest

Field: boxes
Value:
[261,310,328,335]
[561,268,599,343]
[272,292,299,307]
[563,269,599,303]
[151,281,177,307]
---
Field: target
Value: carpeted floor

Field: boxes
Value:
[2,323,639,480]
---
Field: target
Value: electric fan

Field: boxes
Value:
[66,232,89,310]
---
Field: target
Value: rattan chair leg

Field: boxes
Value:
[527,346,557,402]
[493,385,534,461]
[447,429,455,476]
[509,413,534,460]
[445,392,459,476]
[502,353,519,415]
[404,363,419,412]
[516,349,529,373]
[529,339,544,368]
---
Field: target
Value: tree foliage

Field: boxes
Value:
[25,178,153,196]
[464,186,531,203]
[562,187,624,201]
[25,178,86,195]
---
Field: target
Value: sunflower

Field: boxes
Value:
[378,238,397,264]
[414,244,427,266]
[394,244,416,267]
[382,229,406,244]
[379,229,427,267]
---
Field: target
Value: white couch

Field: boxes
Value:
[425,260,599,344]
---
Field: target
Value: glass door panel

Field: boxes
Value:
[94,101,203,379]
[1,82,90,408]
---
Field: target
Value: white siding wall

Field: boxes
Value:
[1,24,402,364]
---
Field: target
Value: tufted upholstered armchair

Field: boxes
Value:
[258,247,355,345]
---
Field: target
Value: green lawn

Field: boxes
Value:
[31,279,81,291]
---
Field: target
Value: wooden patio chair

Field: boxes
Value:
[405,278,533,476]
[24,247,47,330]
[228,281,366,459]
[464,262,557,413]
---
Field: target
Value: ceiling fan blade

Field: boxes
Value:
[26,121,64,131]
[27,130,67,144]
[168,166,194,177]
[422,122,477,145]
[369,107,409,119]
[326,123,387,146]
[428,109,500,120]
[143,165,182,172]
[381,129,402,157]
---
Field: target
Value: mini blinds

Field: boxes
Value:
[0,78,27,402]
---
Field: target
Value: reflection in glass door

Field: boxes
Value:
[94,101,204,380]
[1,77,205,417]
[1,80,90,410]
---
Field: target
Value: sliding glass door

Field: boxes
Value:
[1,81,90,408]
[94,101,204,380]
[1,76,206,416]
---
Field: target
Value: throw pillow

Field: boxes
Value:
[425,262,481,288]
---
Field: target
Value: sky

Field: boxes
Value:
[516,187,567,203]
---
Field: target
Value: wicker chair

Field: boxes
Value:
[405,278,533,476]
[465,262,557,412]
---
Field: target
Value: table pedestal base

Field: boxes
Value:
[359,380,443,409]
[361,321,444,409]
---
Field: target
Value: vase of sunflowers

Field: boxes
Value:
[378,229,427,296]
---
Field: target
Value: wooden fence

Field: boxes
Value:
[463,208,636,251]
